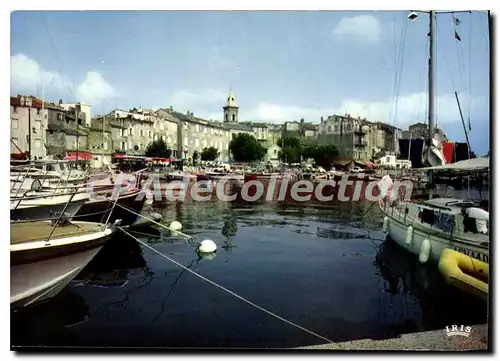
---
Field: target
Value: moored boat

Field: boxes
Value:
[10,191,90,221]
[74,188,147,226]
[11,220,114,308]
[438,248,488,301]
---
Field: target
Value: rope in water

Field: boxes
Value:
[115,203,197,242]
[118,226,335,344]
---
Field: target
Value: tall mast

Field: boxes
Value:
[28,99,32,160]
[427,10,435,195]
[103,112,106,167]
[428,10,435,145]
[76,104,79,164]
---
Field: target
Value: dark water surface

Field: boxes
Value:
[11,199,488,349]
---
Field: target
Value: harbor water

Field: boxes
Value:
[11,197,488,348]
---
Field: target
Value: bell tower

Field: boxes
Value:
[223,89,239,123]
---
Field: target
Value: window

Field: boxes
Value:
[225,114,228,122]
[129,128,133,136]
[328,125,332,132]
[232,114,235,121]
[149,131,152,138]
[386,156,390,162]
[121,141,126,150]
[140,129,144,137]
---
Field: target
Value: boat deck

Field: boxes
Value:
[10,222,104,245]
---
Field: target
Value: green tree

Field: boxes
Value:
[278,146,301,163]
[302,144,319,160]
[201,146,220,161]
[276,136,302,150]
[312,144,339,168]
[229,133,266,162]
[145,138,172,158]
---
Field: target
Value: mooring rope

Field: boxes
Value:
[115,203,198,242]
[118,226,335,344]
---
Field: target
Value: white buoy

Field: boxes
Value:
[383,216,389,232]
[419,237,431,264]
[198,239,217,253]
[405,225,413,245]
[169,221,182,231]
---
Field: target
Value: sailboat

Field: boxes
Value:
[379,11,490,268]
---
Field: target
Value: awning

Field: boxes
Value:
[64,151,94,161]
[420,156,489,171]
[145,157,181,163]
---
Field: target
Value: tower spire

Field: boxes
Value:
[223,89,239,123]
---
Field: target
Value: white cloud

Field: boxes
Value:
[167,89,228,120]
[76,71,115,104]
[242,92,488,129]
[11,53,67,92]
[333,15,382,42]
[11,53,116,104]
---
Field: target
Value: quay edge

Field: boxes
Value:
[295,324,489,351]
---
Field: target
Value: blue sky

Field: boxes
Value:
[10,11,490,154]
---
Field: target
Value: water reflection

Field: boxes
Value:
[374,237,488,329]
[221,211,237,251]
[73,231,153,287]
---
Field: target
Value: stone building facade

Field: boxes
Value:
[10,95,48,159]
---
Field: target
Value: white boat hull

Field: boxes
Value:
[11,246,102,308]
[381,201,489,265]
[10,192,90,221]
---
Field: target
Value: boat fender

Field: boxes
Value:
[383,216,389,232]
[405,226,413,245]
[419,237,431,264]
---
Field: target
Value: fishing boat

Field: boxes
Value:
[244,172,283,183]
[11,219,114,308]
[379,11,490,266]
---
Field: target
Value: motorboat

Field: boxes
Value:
[10,191,90,221]
[74,188,147,226]
[11,220,114,308]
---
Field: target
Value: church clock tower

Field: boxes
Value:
[223,89,239,123]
